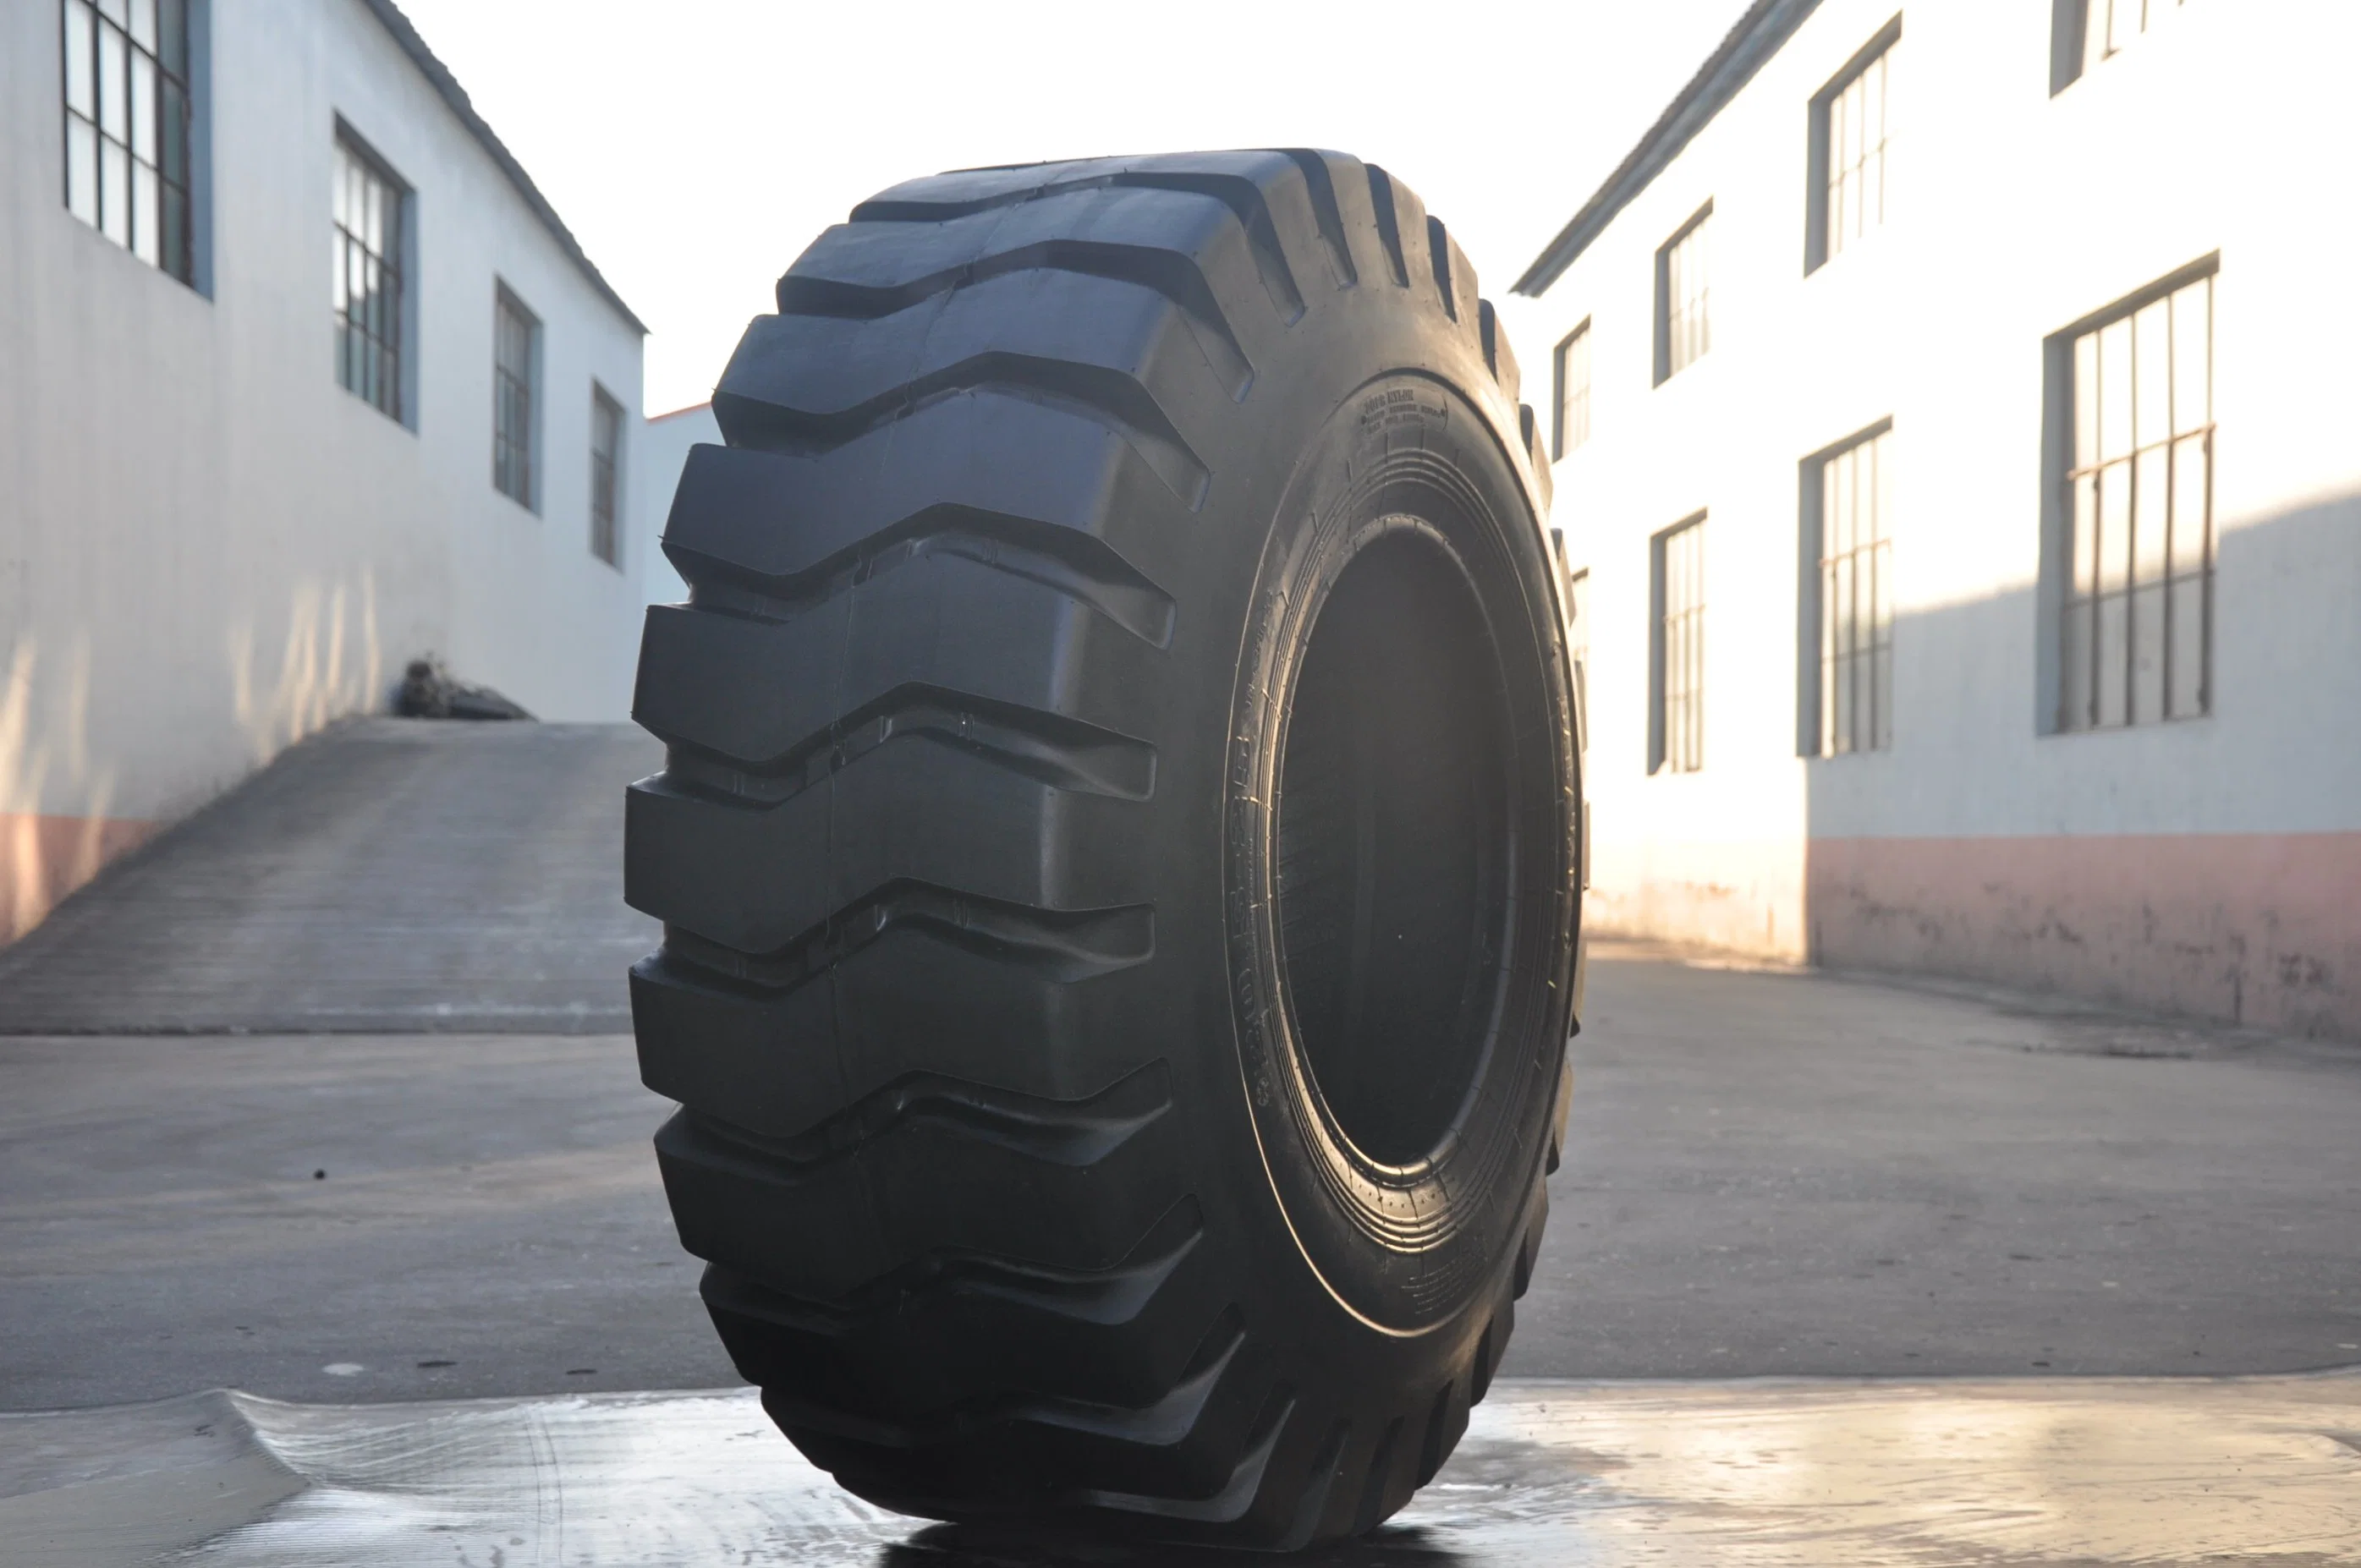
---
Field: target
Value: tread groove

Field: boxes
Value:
[1017,1313,1243,1445]
[759,1317,1239,1452]
[1273,150,1357,288]
[1353,1417,1404,1535]
[1114,172,1305,324]
[1416,1382,1452,1486]
[702,1197,1206,1336]
[717,351,1211,509]
[1365,166,1409,287]
[853,166,1306,326]
[668,502,1176,649]
[682,1058,1172,1177]
[661,880,1152,993]
[1426,216,1458,321]
[777,239,1256,402]
[1075,1387,1295,1522]
[651,680,1156,805]
[1279,1418,1353,1550]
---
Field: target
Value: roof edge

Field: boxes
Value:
[1511,0,1825,298]
[359,0,649,336]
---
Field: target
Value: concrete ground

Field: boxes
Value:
[5,958,2358,1409]
[2,720,2357,1410]
[1507,951,2361,1379]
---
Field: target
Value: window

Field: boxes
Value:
[332,133,405,420]
[1809,20,1898,271]
[2055,0,2189,90]
[1552,321,1592,458]
[493,285,540,509]
[1654,206,1711,385]
[61,0,194,282]
[1803,423,1893,756]
[1650,515,1705,773]
[590,385,623,567]
[2056,264,2213,732]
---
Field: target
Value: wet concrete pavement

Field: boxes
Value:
[10,1374,2359,1565]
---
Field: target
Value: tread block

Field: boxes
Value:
[637,563,1158,796]
[1366,167,1439,312]
[714,274,1218,507]
[632,925,1167,1131]
[783,188,1269,399]
[656,1088,1188,1300]
[853,152,1329,332]
[1426,217,1480,330]
[1546,1053,1573,1175]
[758,1312,1261,1503]
[1480,299,1522,405]
[1521,403,1555,513]
[851,157,1136,220]
[1071,1384,1294,1525]
[659,417,1181,647]
[1270,149,1359,289]
[625,746,1146,956]
[700,1196,1221,1409]
[1425,217,1459,322]
[1415,1375,1469,1488]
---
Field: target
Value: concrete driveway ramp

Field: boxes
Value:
[0,720,659,1033]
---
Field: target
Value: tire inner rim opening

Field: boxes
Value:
[1275,520,1513,1169]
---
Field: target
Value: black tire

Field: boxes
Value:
[625,149,1582,1549]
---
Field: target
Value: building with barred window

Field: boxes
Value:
[1505,0,2361,1037]
[0,0,646,942]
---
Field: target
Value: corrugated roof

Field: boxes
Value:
[360,0,648,335]
[1512,0,1824,298]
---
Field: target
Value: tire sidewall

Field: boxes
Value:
[1221,370,1578,1345]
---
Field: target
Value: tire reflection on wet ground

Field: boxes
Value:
[9,1373,2358,1565]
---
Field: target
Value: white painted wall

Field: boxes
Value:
[1502,0,2361,962]
[0,0,645,935]
[632,403,715,613]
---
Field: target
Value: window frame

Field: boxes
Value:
[1798,419,1896,758]
[331,123,409,425]
[2052,0,2189,92]
[1650,513,1706,775]
[60,0,197,285]
[492,282,541,512]
[1551,319,1593,459]
[1805,16,1901,275]
[1653,202,1713,387]
[2042,255,2217,736]
[589,382,624,568]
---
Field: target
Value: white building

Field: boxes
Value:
[1505,0,2361,1038]
[633,401,715,612]
[0,0,647,942]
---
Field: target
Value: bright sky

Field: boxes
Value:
[395,0,1754,417]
